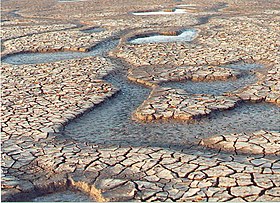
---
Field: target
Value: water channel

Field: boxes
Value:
[58,69,280,149]
[1,39,119,65]
[3,38,279,149]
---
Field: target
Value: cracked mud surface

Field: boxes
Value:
[200,130,280,155]
[1,0,280,202]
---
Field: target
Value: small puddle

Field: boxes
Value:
[132,8,187,16]
[32,190,95,202]
[1,39,119,65]
[128,29,197,44]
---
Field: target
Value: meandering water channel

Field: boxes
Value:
[3,38,279,150]
[1,39,119,65]
[58,69,280,149]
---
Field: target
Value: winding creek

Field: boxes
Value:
[1,39,119,65]
[2,37,279,150]
[58,69,280,149]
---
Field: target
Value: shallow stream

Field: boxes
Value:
[1,39,119,65]
[58,69,280,149]
[3,38,279,150]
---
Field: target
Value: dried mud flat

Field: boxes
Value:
[1,0,280,202]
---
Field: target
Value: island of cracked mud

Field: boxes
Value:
[1,0,280,202]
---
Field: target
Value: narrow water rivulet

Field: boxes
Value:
[58,69,280,149]
[2,38,279,150]
[1,39,119,65]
